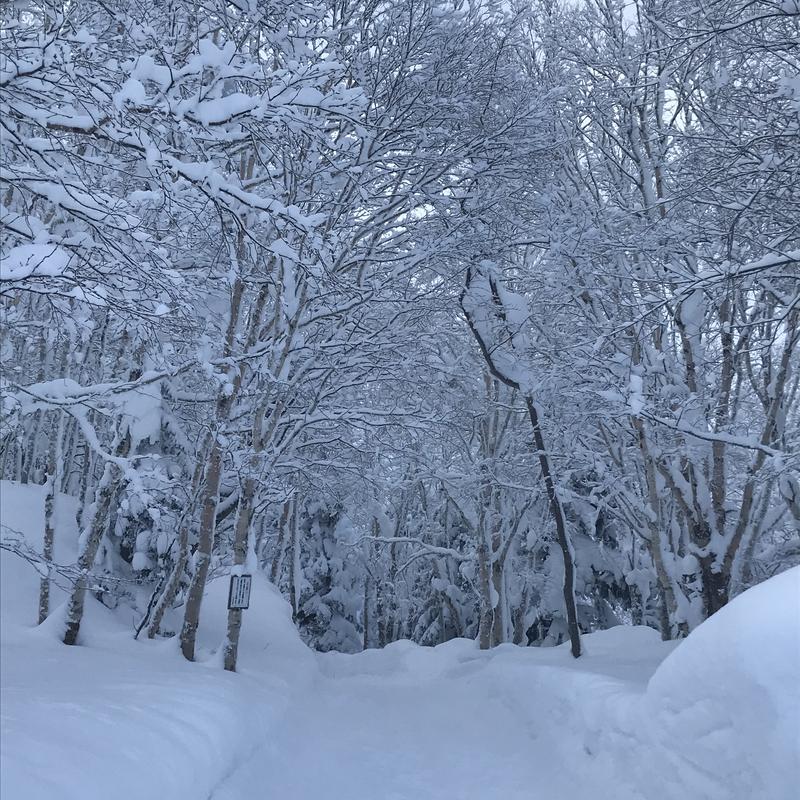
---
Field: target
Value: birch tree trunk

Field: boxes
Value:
[222,473,255,672]
[147,452,208,639]
[63,429,130,646]
[179,213,253,661]
[38,412,64,624]
[179,437,223,661]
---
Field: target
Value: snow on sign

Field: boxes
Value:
[228,574,252,610]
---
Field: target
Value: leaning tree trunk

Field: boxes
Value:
[63,429,130,645]
[146,448,208,639]
[461,268,582,657]
[145,521,189,639]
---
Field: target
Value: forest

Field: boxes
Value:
[0,0,800,664]
[1,1,799,798]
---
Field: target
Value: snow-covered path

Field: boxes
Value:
[211,637,662,800]
[214,674,547,800]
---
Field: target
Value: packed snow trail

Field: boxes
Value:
[213,674,538,799]
[210,634,668,800]
[212,666,556,800]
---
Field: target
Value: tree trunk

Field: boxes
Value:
[178,255,250,661]
[524,397,581,658]
[363,571,372,650]
[269,499,292,584]
[288,499,300,619]
[147,454,208,639]
[477,534,493,650]
[63,430,130,646]
[699,555,729,618]
[490,490,505,646]
[146,521,190,639]
[462,270,581,657]
[223,475,255,672]
[179,439,223,661]
[38,413,63,624]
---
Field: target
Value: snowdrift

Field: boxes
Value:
[644,566,800,800]
[0,480,315,800]
[315,575,800,800]
[0,481,79,631]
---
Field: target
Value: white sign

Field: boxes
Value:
[228,574,252,610]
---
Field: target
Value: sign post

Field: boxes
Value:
[227,574,252,610]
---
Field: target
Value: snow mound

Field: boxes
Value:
[194,569,316,684]
[644,567,800,800]
[1,480,316,800]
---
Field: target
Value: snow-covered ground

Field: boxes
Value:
[0,482,315,800]
[211,626,672,800]
[2,481,798,800]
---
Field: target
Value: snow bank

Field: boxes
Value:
[644,567,800,800]
[1,632,277,800]
[1,481,78,631]
[469,628,675,800]
[0,480,315,800]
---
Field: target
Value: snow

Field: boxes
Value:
[2,480,798,800]
[741,248,800,273]
[122,379,163,449]
[0,244,70,282]
[269,238,299,261]
[114,77,147,108]
[629,370,645,415]
[461,267,530,389]
[679,288,704,339]
[196,37,237,69]
[212,629,674,800]
[193,93,258,126]
[1,628,281,800]
[643,567,800,800]
[288,87,325,106]
[0,481,313,800]
[130,54,172,90]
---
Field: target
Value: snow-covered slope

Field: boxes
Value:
[2,480,798,800]
[644,566,800,800]
[0,480,314,800]
[0,481,79,631]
